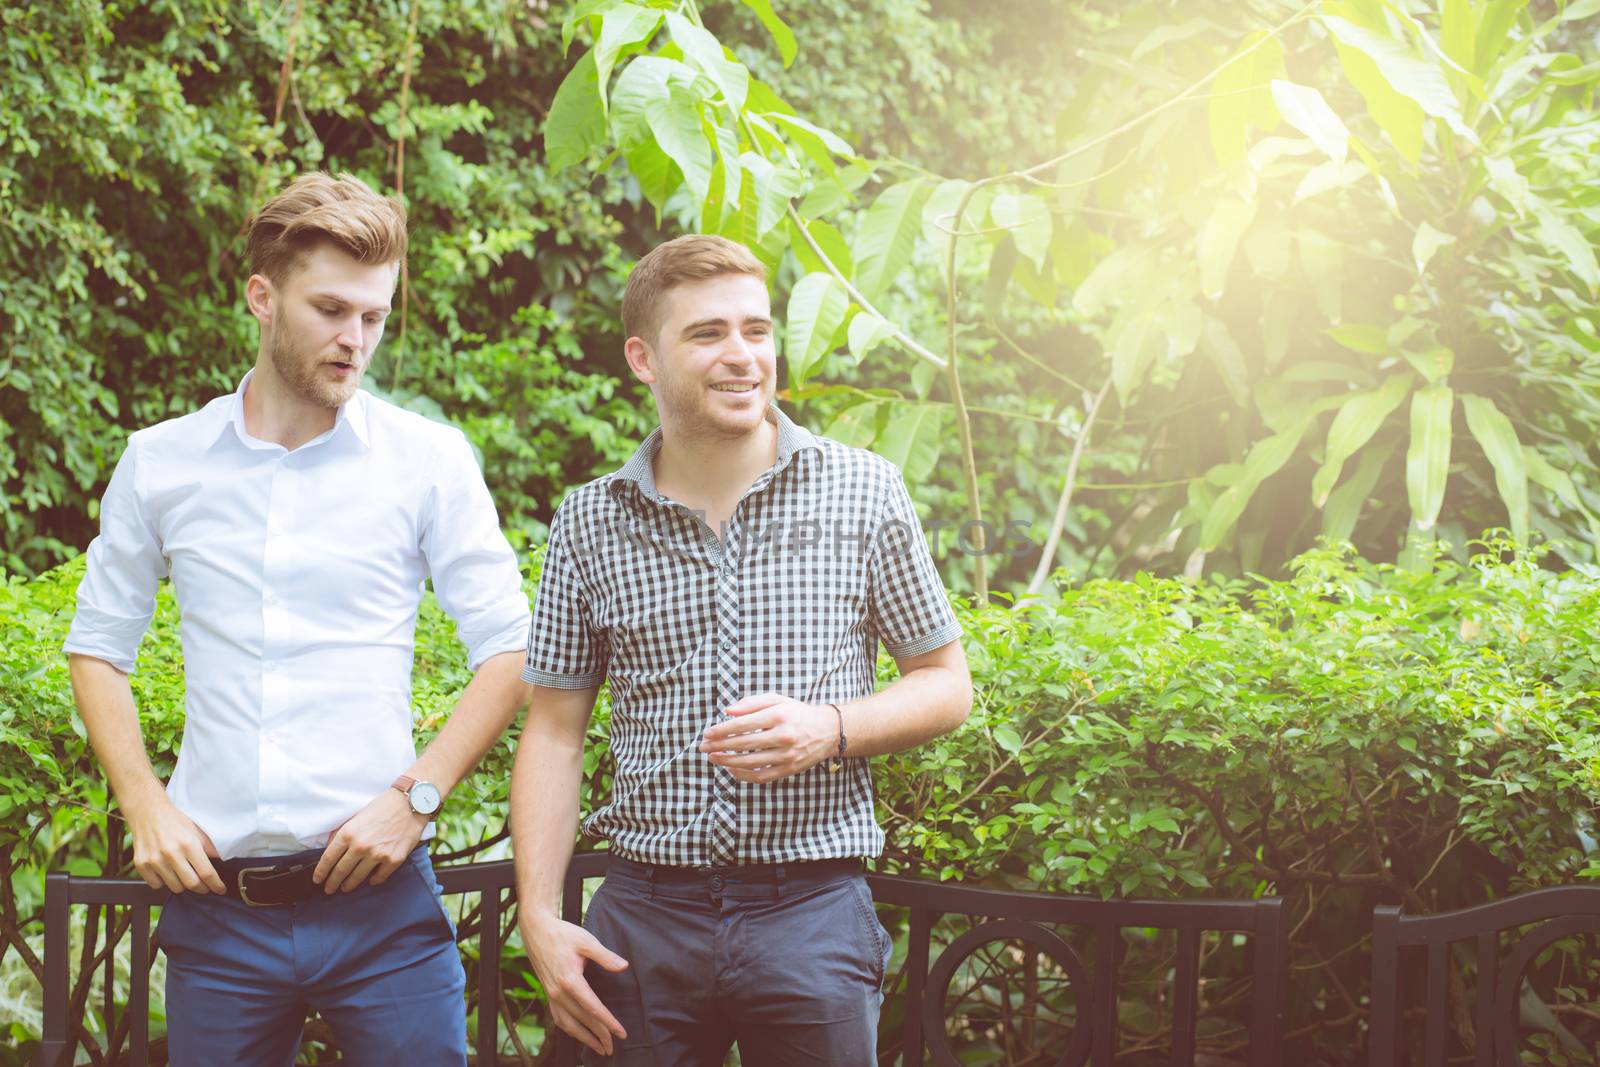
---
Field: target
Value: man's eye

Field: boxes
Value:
[364,315,382,326]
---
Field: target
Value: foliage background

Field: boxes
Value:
[4,0,1600,1062]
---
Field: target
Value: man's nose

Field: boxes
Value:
[334,314,365,352]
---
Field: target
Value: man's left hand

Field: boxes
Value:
[313,787,429,893]
[699,693,836,783]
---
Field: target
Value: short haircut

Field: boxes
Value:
[622,234,766,347]
[246,171,408,285]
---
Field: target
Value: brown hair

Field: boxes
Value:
[246,171,408,284]
[622,234,766,346]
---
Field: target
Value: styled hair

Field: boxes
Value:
[246,171,408,284]
[622,234,766,346]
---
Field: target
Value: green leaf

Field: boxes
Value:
[789,217,852,279]
[992,724,1024,756]
[765,112,855,176]
[611,57,688,148]
[544,49,606,174]
[1412,221,1456,274]
[1196,195,1255,299]
[595,5,664,113]
[1269,80,1349,164]
[1400,345,1453,384]
[823,400,882,448]
[875,403,945,482]
[1073,244,1158,318]
[1293,160,1367,203]
[1525,448,1584,512]
[1461,394,1529,546]
[1321,16,1475,141]
[738,0,798,66]
[1329,26,1424,162]
[847,311,894,364]
[785,272,848,386]
[742,153,804,237]
[624,137,681,217]
[1535,208,1600,293]
[854,180,932,303]
[1322,441,1395,541]
[1107,306,1162,403]
[643,90,713,204]
[1406,384,1454,531]
[989,193,1052,271]
[1199,317,1250,404]
[1325,323,1389,354]
[561,0,612,55]
[1200,420,1309,549]
[1312,373,1412,506]
[1483,155,1530,216]
[1563,0,1600,19]
[1208,32,1285,165]
[665,12,749,111]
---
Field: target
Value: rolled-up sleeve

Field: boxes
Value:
[420,431,532,671]
[868,466,962,658]
[522,499,607,689]
[63,437,167,674]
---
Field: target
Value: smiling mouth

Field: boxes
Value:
[711,383,758,393]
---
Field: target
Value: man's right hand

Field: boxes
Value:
[127,797,225,895]
[519,912,630,1056]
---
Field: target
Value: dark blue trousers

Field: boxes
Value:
[156,846,466,1067]
[580,856,890,1066]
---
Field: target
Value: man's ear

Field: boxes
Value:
[245,273,274,327]
[623,336,657,385]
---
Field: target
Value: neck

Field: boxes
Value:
[653,412,778,506]
[244,354,339,450]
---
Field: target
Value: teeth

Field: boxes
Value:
[713,384,754,392]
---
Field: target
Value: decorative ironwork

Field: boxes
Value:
[1367,885,1600,1067]
[34,852,1288,1067]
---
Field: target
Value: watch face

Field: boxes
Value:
[409,782,442,816]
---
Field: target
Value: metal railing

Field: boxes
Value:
[36,851,1289,1067]
[1367,885,1600,1067]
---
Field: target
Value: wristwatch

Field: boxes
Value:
[392,775,442,819]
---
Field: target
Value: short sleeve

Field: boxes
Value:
[522,499,608,689]
[63,437,167,674]
[868,467,962,659]
[420,432,532,671]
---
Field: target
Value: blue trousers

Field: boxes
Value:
[156,846,466,1067]
[580,856,890,1066]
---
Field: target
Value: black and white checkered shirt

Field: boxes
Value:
[523,406,961,866]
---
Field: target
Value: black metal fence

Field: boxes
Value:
[1368,885,1600,1067]
[34,851,1290,1067]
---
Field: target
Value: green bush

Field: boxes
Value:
[3,542,1596,1061]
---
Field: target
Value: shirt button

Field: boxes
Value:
[708,875,724,892]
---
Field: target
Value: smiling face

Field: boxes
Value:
[249,243,397,410]
[629,272,777,442]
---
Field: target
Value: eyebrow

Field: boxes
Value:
[309,293,392,314]
[679,315,772,337]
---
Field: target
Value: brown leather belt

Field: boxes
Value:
[213,849,326,907]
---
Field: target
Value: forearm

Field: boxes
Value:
[68,654,168,817]
[509,695,592,925]
[835,663,971,758]
[407,650,528,797]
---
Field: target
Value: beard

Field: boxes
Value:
[266,321,364,410]
[656,366,770,441]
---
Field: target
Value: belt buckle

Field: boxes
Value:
[236,864,289,908]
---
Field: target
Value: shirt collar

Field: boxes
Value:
[612,405,821,504]
[216,368,372,452]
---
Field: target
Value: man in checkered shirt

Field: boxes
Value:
[510,234,972,1065]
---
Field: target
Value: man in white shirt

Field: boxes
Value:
[63,172,531,1066]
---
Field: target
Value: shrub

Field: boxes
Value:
[2,542,1596,1061]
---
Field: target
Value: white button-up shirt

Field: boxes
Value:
[64,372,531,858]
